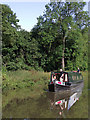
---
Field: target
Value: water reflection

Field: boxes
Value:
[2,82,84,118]
[50,91,81,116]
[48,82,84,117]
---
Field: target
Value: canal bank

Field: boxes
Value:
[2,71,88,118]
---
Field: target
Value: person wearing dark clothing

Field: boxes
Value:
[77,68,80,73]
[52,74,57,83]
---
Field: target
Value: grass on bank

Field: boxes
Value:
[2,70,50,108]
[2,70,50,91]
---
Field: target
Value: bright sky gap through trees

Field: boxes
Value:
[1,2,89,31]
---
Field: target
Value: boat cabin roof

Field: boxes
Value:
[50,71,83,82]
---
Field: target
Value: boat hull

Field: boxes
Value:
[48,80,83,92]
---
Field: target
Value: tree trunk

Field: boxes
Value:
[62,35,65,71]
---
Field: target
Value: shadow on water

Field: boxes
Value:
[2,82,85,118]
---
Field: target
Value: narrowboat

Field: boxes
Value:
[48,71,83,92]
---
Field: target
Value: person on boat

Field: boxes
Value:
[52,74,57,83]
[73,68,80,73]
[59,69,64,80]
[77,67,80,73]
[59,73,65,85]
[59,69,63,76]
[60,69,63,72]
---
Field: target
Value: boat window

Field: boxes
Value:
[72,75,77,80]
[55,73,61,81]
[77,76,79,80]
[51,73,59,81]
[60,74,64,81]
[64,74,68,82]
[52,74,56,81]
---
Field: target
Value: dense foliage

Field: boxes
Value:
[2,2,89,71]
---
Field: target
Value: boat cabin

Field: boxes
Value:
[50,72,69,86]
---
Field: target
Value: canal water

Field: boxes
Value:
[2,82,88,118]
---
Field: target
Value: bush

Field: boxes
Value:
[6,62,20,71]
